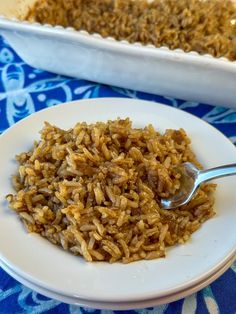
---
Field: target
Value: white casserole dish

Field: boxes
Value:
[0,0,236,108]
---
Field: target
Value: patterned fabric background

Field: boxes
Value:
[0,35,235,314]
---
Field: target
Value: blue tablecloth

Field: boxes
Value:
[0,35,235,314]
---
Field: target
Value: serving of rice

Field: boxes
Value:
[6,118,216,263]
[25,0,236,61]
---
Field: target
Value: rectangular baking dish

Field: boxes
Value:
[0,0,236,108]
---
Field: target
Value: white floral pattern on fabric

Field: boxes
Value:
[202,286,220,314]
[182,294,197,314]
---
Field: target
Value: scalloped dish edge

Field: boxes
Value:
[0,0,236,65]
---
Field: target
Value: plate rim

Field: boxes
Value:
[1,255,235,310]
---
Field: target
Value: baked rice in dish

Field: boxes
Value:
[6,118,216,263]
[25,0,236,61]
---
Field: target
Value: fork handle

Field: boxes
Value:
[198,163,236,184]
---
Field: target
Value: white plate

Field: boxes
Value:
[1,255,235,310]
[0,0,236,108]
[0,98,236,303]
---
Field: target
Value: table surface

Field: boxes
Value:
[0,35,235,314]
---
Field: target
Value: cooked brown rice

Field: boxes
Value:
[6,118,216,263]
[25,0,236,61]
